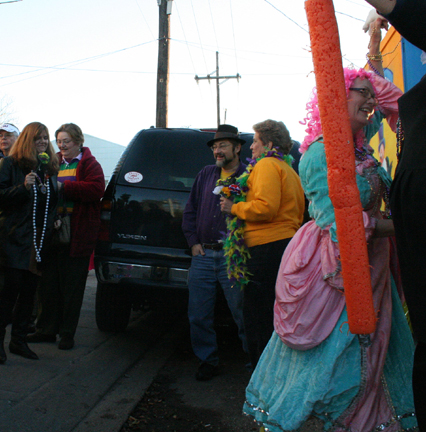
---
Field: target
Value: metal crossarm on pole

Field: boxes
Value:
[195,52,241,128]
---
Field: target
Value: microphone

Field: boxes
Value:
[37,152,50,172]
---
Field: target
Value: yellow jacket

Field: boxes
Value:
[231,157,304,247]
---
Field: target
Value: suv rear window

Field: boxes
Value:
[116,129,254,191]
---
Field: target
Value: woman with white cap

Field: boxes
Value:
[0,123,19,158]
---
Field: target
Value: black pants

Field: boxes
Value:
[1,268,38,308]
[0,268,39,341]
[36,247,90,339]
[243,238,291,368]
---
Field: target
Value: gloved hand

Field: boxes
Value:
[363,9,388,33]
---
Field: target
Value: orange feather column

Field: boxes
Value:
[305,0,376,334]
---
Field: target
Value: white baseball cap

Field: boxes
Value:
[0,123,20,134]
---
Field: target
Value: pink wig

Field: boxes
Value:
[300,67,376,153]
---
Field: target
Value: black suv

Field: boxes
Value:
[94,128,301,332]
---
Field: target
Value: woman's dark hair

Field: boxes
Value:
[253,119,292,155]
[55,123,85,149]
[9,122,59,175]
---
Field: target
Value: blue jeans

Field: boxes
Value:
[188,249,247,366]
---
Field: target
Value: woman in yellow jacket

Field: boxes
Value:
[220,119,305,368]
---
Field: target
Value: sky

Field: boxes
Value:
[0,0,377,147]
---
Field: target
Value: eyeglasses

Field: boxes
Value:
[211,143,232,152]
[349,87,377,101]
[57,139,73,145]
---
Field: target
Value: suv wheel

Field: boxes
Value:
[95,282,131,332]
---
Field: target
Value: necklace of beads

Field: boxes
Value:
[354,145,379,167]
[396,117,404,161]
[33,180,50,262]
[217,147,293,288]
[355,143,392,219]
[33,171,48,194]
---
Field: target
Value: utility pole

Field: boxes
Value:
[195,51,241,128]
[156,0,172,128]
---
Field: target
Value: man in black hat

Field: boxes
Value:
[182,124,248,381]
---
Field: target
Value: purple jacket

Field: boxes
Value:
[182,162,246,248]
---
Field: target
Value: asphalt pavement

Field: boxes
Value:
[0,270,188,432]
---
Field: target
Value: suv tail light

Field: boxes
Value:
[98,199,112,241]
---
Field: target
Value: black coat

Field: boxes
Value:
[0,157,58,270]
[387,0,426,343]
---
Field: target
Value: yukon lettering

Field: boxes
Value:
[117,234,147,240]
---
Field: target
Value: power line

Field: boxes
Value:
[263,1,366,33]
[174,0,202,102]
[336,11,364,22]
[190,0,209,74]
[0,63,157,74]
[171,38,311,59]
[339,0,370,8]
[174,1,198,75]
[229,0,239,72]
[208,0,219,50]
[134,0,155,39]
[263,0,308,34]
[0,40,156,86]
[0,42,313,81]
[261,1,364,69]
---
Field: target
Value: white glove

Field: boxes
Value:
[363,9,381,32]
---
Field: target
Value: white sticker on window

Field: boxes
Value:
[124,171,143,183]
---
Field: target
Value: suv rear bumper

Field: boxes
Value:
[95,258,189,288]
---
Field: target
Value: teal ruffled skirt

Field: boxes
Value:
[243,282,417,432]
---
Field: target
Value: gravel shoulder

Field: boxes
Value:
[120,318,258,432]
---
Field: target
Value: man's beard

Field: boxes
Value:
[215,153,234,168]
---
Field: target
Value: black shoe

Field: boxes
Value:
[27,332,56,343]
[9,340,39,360]
[195,362,218,381]
[58,335,74,350]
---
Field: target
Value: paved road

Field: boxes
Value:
[0,271,188,432]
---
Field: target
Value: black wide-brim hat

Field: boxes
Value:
[207,124,246,147]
